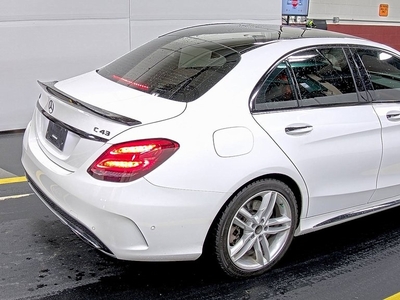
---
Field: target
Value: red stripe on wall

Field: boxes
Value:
[327,24,400,51]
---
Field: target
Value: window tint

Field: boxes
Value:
[355,48,400,101]
[253,63,298,111]
[252,47,360,112]
[288,48,359,107]
[98,36,240,102]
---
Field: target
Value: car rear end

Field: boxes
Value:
[21,27,245,260]
[22,69,191,255]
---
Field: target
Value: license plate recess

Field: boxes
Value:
[46,120,68,151]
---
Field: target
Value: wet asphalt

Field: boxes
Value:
[1,132,400,300]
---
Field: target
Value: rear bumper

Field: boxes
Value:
[21,122,226,261]
[26,173,114,257]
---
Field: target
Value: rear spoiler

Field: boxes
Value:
[38,81,141,127]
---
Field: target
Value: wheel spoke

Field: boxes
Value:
[237,207,257,226]
[256,235,271,265]
[230,233,256,262]
[239,206,253,219]
[266,216,291,234]
[268,215,291,227]
[233,216,252,231]
[255,191,277,223]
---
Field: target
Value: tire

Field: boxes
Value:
[213,179,298,278]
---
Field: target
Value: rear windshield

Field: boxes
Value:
[98,35,241,102]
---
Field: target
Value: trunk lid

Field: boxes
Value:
[34,71,186,171]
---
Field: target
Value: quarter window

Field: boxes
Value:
[253,63,298,111]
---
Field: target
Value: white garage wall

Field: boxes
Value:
[0,0,281,132]
[0,0,130,132]
[129,0,281,48]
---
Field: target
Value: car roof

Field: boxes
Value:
[162,23,359,53]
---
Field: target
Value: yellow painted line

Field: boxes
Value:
[0,193,33,201]
[385,292,400,300]
[0,176,27,185]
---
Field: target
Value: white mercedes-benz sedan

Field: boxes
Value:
[22,23,400,278]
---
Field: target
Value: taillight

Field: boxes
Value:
[88,138,179,182]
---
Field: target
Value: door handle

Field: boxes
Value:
[386,111,400,121]
[285,124,313,135]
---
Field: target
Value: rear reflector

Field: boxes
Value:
[88,138,179,182]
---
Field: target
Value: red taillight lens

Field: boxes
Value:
[88,138,179,182]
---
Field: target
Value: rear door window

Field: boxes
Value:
[289,48,359,107]
[252,46,361,112]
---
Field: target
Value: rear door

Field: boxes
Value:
[251,46,382,217]
[353,47,400,202]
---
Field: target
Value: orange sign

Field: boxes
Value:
[379,4,389,17]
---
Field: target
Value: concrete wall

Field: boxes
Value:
[308,0,400,23]
[0,0,281,132]
[307,0,400,51]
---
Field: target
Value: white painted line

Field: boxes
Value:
[0,193,33,201]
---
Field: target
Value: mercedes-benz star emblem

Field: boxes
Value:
[48,100,54,114]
